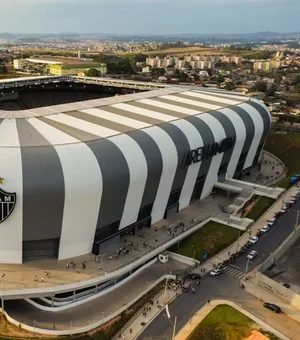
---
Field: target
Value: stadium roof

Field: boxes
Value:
[0,78,249,147]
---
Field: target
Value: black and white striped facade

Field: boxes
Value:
[0,84,271,263]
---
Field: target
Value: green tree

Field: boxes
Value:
[87,68,101,77]
[254,81,267,92]
[293,84,300,93]
[193,74,200,81]
[224,82,235,91]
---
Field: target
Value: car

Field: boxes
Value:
[210,269,222,277]
[263,302,281,313]
[289,198,296,205]
[281,282,290,288]
[249,236,259,245]
[281,205,288,214]
[267,217,277,226]
[247,250,257,260]
[261,225,270,233]
[186,273,201,280]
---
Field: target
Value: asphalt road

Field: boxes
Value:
[138,199,300,340]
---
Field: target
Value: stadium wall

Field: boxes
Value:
[0,92,270,263]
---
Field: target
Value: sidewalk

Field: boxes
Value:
[175,299,290,340]
[196,185,299,275]
[245,276,300,324]
[117,282,178,340]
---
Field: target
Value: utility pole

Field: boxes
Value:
[295,210,299,232]
[245,257,250,274]
[172,316,177,340]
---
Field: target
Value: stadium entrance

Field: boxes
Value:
[92,217,152,255]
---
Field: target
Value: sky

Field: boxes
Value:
[0,0,299,34]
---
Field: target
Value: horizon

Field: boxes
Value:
[1,0,299,35]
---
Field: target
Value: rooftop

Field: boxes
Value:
[0,76,249,147]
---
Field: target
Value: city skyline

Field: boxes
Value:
[1,0,299,35]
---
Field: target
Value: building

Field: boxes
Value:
[47,63,107,76]
[0,76,270,264]
[13,57,107,76]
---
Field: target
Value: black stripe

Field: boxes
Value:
[85,139,130,230]
[183,116,215,199]
[158,123,191,194]
[246,101,271,164]
[210,110,236,176]
[229,106,255,177]
[127,130,163,216]
[16,119,65,241]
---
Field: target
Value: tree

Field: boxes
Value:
[254,81,267,92]
[292,75,300,85]
[87,68,101,77]
[193,74,200,81]
[293,84,300,93]
[224,82,235,91]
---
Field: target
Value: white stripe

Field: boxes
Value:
[143,126,178,223]
[0,119,22,263]
[138,98,201,115]
[171,120,203,210]
[112,103,176,122]
[241,102,264,169]
[182,91,240,106]
[108,134,148,229]
[80,108,151,129]
[161,94,221,110]
[217,108,246,179]
[197,90,248,101]
[46,113,120,138]
[27,118,103,260]
[196,114,226,199]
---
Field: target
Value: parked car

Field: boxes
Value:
[249,236,259,245]
[289,198,296,205]
[267,217,277,226]
[263,302,281,313]
[210,269,222,277]
[281,282,290,288]
[247,250,257,260]
[261,225,270,233]
[186,273,201,280]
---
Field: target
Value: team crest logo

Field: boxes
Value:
[0,188,16,224]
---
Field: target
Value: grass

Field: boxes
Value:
[146,46,223,56]
[243,196,275,221]
[187,305,254,340]
[264,133,300,188]
[169,221,240,261]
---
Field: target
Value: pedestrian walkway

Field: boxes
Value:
[192,185,299,276]
[245,275,300,324]
[174,299,290,340]
[223,265,245,280]
[115,280,178,340]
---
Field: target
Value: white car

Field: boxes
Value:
[289,198,296,205]
[210,269,222,277]
[247,250,257,260]
[281,205,288,213]
[249,236,259,245]
[261,225,270,233]
[267,217,277,227]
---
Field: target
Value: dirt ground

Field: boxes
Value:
[244,330,269,340]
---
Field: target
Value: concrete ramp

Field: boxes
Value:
[221,178,284,199]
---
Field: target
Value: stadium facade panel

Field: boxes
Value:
[0,78,271,263]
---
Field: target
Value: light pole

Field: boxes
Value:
[163,314,177,340]
[245,257,250,274]
[295,210,299,232]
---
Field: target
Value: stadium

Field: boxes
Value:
[0,76,271,264]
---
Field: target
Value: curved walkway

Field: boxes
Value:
[175,299,290,340]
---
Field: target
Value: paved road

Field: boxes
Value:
[4,260,187,331]
[138,199,300,340]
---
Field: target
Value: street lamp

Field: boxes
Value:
[245,257,250,274]
[163,313,177,340]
